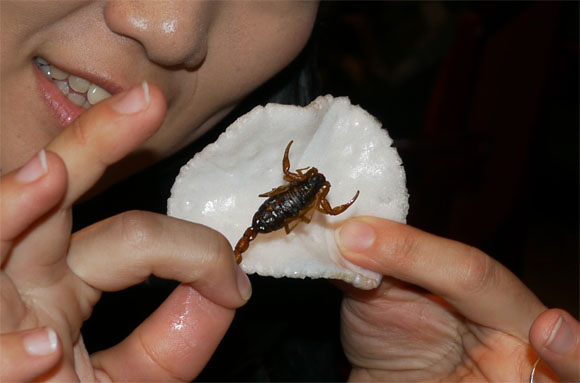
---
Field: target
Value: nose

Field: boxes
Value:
[104,0,212,68]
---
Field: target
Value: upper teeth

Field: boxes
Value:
[34,57,112,109]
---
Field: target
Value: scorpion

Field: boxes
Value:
[234,140,360,264]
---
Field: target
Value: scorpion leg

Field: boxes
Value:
[284,221,300,234]
[317,182,360,216]
[259,184,291,197]
[295,167,311,176]
[283,202,316,234]
[283,167,318,183]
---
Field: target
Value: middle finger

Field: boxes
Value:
[67,211,251,310]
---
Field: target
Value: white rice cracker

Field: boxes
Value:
[167,95,408,289]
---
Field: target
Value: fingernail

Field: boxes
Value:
[112,81,150,114]
[546,315,576,354]
[23,328,58,356]
[236,266,252,301]
[15,150,48,183]
[336,219,376,253]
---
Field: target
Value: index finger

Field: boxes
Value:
[0,151,67,263]
[336,217,546,341]
[46,81,166,208]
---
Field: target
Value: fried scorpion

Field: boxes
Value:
[234,140,360,263]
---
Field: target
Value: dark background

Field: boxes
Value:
[315,1,578,316]
[79,2,578,381]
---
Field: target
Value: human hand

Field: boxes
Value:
[530,308,579,382]
[336,217,574,382]
[0,83,252,382]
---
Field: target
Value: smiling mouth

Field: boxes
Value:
[34,57,112,109]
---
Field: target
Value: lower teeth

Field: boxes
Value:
[67,92,86,107]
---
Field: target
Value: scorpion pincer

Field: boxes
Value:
[234,140,360,264]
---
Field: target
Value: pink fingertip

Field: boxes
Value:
[15,150,48,183]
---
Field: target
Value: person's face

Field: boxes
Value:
[1,0,319,175]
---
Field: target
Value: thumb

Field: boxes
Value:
[0,327,62,382]
[530,308,579,382]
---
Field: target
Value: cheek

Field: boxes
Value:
[0,127,48,174]
[1,83,56,173]
[239,5,318,80]
[199,2,319,103]
[0,1,87,173]
[251,6,318,69]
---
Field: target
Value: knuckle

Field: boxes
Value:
[194,227,232,267]
[117,210,161,252]
[69,117,90,148]
[0,275,26,327]
[213,232,233,259]
[380,225,418,270]
[458,246,497,295]
[138,331,184,381]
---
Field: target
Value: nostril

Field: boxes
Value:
[104,0,212,69]
[160,32,208,70]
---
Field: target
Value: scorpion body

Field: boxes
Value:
[253,172,326,233]
[234,141,359,264]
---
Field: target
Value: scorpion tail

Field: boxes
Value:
[234,227,258,264]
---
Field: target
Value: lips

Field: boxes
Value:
[34,57,112,109]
